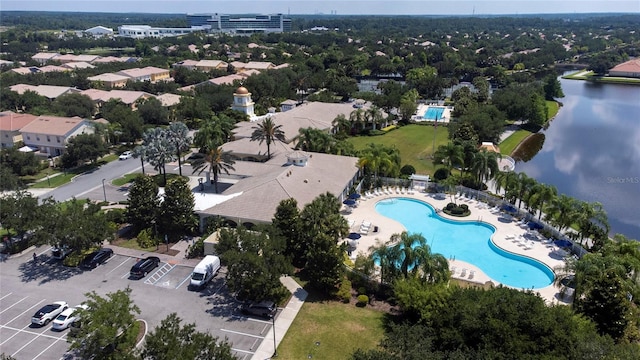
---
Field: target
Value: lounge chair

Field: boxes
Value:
[460,268,468,277]
[450,266,457,276]
[468,270,475,279]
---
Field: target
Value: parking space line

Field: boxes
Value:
[33,336,65,360]
[175,274,191,289]
[250,337,260,350]
[0,324,67,341]
[4,299,45,326]
[146,263,175,285]
[11,324,51,357]
[220,328,265,339]
[231,348,256,355]
[0,323,33,347]
[106,257,132,275]
[1,292,13,301]
[37,247,52,256]
[0,295,28,314]
[230,315,272,325]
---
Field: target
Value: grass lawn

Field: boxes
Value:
[112,173,142,186]
[546,100,559,119]
[277,298,385,359]
[113,237,156,252]
[30,172,76,188]
[347,124,450,175]
[499,129,532,156]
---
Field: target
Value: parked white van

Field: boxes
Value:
[190,255,220,289]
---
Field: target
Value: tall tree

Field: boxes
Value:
[158,177,197,240]
[191,143,235,193]
[52,93,95,118]
[60,133,108,168]
[433,143,464,175]
[470,149,500,186]
[142,127,175,185]
[165,122,192,176]
[126,175,160,235]
[141,313,234,360]
[543,74,565,100]
[69,288,140,360]
[528,183,557,220]
[250,117,285,160]
[272,198,303,264]
[358,143,401,181]
[137,97,169,125]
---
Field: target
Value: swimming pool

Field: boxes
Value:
[423,106,445,120]
[375,198,555,289]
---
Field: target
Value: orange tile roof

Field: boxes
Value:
[610,59,640,72]
[0,111,38,131]
[19,116,87,136]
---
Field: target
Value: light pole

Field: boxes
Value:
[102,178,107,202]
[272,315,277,358]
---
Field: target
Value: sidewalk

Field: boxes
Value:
[104,241,200,267]
[252,276,308,360]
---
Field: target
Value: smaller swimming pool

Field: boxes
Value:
[423,106,445,120]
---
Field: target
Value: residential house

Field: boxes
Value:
[609,59,640,78]
[19,115,94,156]
[81,89,153,110]
[0,111,38,148]
[173,59,228,72]
[230,61,275,72]
[31,52,60,65]
[87,73,130,88]
[9,84,81,100]
[62,61,95,70]
[116,66,170,82]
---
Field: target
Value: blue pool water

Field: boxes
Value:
[375,198,554,289]
[423,106,445,120]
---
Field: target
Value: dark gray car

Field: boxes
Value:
[240,301,277,319]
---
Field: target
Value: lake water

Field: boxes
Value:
[515,76,640,240]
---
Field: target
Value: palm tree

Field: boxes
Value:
[574,201,609,246]
[142,127,175,185]
[296,128,334,153]
[194,114,236,151]
[166,122,191,177]
[528,183,557,220]
[547,194,579,232]
[331,114,351,136]
[390,232,428,278]
[433,143,464,175]
[191,143,235,193]
[358,143,400,182]
[514,172,536,210]
[349,108,366,131]
[415,244,450,284]
[369,240,400,284]
[250,117,285,160]
[365,105,384,131]
[132,144,148,175]
[470,149,501,186]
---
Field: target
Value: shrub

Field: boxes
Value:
[356,295,369,307]
[357,287,367,296]
[104,208,126,224]
[185,237,204,259]
[337,278,352,303]
[368,129,385,136]
[433,167,449,181]
[460,204,469,211]
[400,164,416,176]
[136,228,157,249]
[451,207,464,215]
[446,202,456,210]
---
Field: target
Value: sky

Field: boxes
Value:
[1,0,638,15]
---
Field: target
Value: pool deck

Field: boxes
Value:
[413,104,452,123]
[344,188,571,305]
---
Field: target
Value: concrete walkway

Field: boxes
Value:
[252,276,308,360]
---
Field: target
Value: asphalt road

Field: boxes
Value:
[37,158,146,202]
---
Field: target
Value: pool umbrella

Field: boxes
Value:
[349,193,361,200]
[554,239,573,248]
[528,222,544,230]
[501,204,517,213]
[347,232,362,240]
[343,199,356,206]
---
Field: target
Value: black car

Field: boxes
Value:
[240,301,277,319]
[129,256,160,278]
[80,248,114,269]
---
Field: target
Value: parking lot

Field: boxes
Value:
[0,248,277,360]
